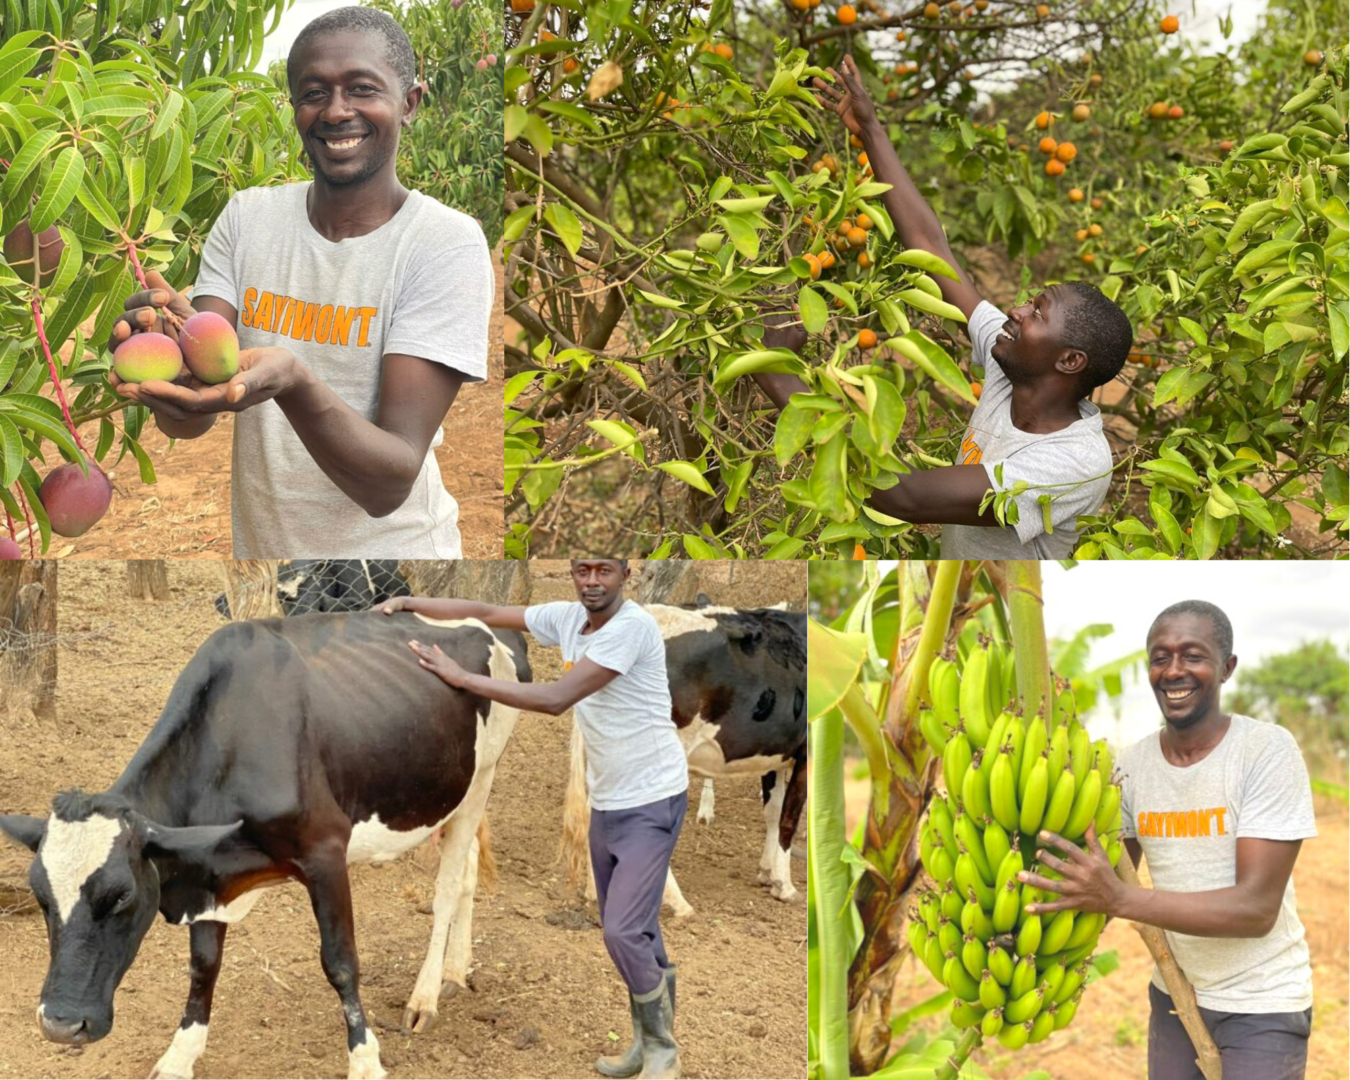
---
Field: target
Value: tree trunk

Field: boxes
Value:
[634,561,693,604]
[221,561,282,620]
[0,560,57,720]
[126,560,169,600]
[401,561,528,604]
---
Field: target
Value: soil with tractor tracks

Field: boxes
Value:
[0,561,805,1079]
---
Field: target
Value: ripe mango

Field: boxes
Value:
[178,312,240,385]
[113,331,183,383]
[39,461,113,537]
[3,220,64,287]
[0,537,20,559]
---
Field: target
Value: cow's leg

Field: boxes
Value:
[304,848,385,1080]
[760,765,798,901]
[148,921,227,1080]
[402,798,486,1032]
[696,778,715,825]
[661,868,694,919]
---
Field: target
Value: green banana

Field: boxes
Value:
[1010,954,1038,999]
[929,798,959,861]
[930,654,961,734]
[918,706,948,754]
[992,877,1021,934]
[1006,713,1027,784]
[959,641,993,746]
[1064,911,1104,952]
[944,952,982,1002]
[987,942,1014,986]
[1002,648,1017,709]
[962,749,993,822]
[1019,754,1051,835]
[943,732,973,801]
[1020,712,1049,793]
[955,848,994,909]
[1107,836,1123,867]
[928,845,954,886]
[980,1005,1005,1038]
[982,816,1012,875]
[962,933,988,980]
[989,747,1020,831]
[1052,680,1076,728]
[1017,884,1042,928]
[940,880,964,922]
[1052,992,1081,1030]
[1068,724,1091,788]
[1028,1006,1056,1044]
[983,709,1012,767]
[1040,960,1067,1000]
[1061,939,1097,969]
[1093,739,1115,786]
[1015,912,1042,956]
[1040,909,1076,954]
[1041,767,1077,835]
[950,997,985,1029]
[1053,960,1090,1005]
[962,892,995,942]
[997,1020,1033,1050]
[955,813,994,885]
[1093,783,1122,839]
[1004,985,1045,1024]
[984,639,1007,721]
[906,917,928,959]
[979,970,1007,1010]
[1063,769,1103,840]
[920,891,941,934]
[938,916,962,957]
[1046,724,1070,779]
[923,933,947,981]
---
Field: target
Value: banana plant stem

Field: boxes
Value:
[933,1026,983,1080]
[1006,560,1051,720]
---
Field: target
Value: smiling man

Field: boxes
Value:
[1019,600,1317,1080]
[749,56,1130,557]
[381,559,688,1079]
[107,7,492,557]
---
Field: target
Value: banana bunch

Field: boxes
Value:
[915,658,1124,1048]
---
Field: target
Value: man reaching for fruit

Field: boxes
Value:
[107,7,491,558]
[1023,600,1316,1079]
[750,56,1132,558]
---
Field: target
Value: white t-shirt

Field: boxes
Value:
[524,600,689,812]
[1119,714,1317,1012]
[193,181,493,558]
[941,299,1114,559]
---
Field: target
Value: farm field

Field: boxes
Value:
[0,561,805,1079]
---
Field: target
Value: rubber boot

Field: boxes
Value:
[665,964,676,1022]
[634,980,680,1080]
[595,992,643,1078]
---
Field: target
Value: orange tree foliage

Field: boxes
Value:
[504,0,1347,559]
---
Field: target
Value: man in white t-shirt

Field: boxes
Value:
[380,559,688,1080]
[1018,600,1317,1079]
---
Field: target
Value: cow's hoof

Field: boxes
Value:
[347,1052,387,1080]
[696,810,714,826]
[148,1071,190,1080]
[667,902,695,920]
[401,1001,439,1035]
[770,882,800,903]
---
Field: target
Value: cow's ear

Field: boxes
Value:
[141,820,244,866]
[0,814,47,853]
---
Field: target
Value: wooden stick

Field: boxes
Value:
[1114,851,1223,1080]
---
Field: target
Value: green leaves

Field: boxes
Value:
[889,332,977,404]
[798,285,828,333]
[543,202,584,256]
[656,460,715,496]
[29,147,85,234]
[713,348,806,388]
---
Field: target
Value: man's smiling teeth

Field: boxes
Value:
[323,136,365,149]
[1164,688,1195,701]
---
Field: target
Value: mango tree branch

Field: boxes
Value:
[1114,852,1223,1080]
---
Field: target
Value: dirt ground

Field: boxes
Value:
[34,248,505,560]
[844,772,1350,1080]
[0,562,805,1080]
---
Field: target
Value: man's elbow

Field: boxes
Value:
[538,689,574,717]
[359,469,420,518]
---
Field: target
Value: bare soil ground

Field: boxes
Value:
[0,562,805,1079]
[37,248,505,560]
[845,772,1349,1080]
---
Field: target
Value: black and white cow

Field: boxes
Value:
[0,611,529,1080]
[213,559,411,619]
[562,604,806,916]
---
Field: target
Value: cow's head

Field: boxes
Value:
[0,791,241,1045]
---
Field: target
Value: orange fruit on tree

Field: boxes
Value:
[510,0,534,10]
[924,2,940,17]
[539,29,555,40]
[791,0,811,9]
[803,253,822,279]
[1088,73,1103,88]
[887,88,899,100]
[1219,139,1234,152]
[948,0,962,10]
[857,251,872,268]
[1088,223,1102,237]
[1148,101,1168,119]
[1090,197,1103,210]
[1135,244,1149,255]
[1045,159,1066,176]
[822,154,839,172]
[975,0,988,8]
[1068,187,1084,202]
[818,250,836,269]
[1168,105,1184,119]
[852,543,868,559]
[1072,104,1091,122]
[1055,141,1077,161]
[847,227,868,247]
[1159,14,1179,33]
[1035,111,1052,129]
[715,42,734,60]
[562,57,579,74]
[855,214,874,230]
[811,160,825,173]
[1305,50,1324,66]
[971,381,982,399]
[1038,136,1058,154]
[858,328,878,349]
[857,151,869,167]
[851,134,864,149]
[1075,228,1088,241]
[838,3,858,23]
[895,29,907,40]
[1035,3,1049,15]
[1081,252,1095,264]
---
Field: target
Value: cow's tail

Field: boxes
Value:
[559,719,590,892]
[476,815,497,891]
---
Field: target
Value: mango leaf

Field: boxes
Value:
[28,145,84,234]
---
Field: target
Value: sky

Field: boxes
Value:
[866,562,1350,749]
[256,0,353,73]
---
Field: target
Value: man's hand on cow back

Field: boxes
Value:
[378,596,412,615]
[408,639,470,688]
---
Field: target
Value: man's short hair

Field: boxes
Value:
[570,558,628,567]
[1058,281,1133,396]
[288,7,417,96]
[1148,600,1234,662]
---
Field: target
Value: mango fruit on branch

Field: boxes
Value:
[912,643,1124,1047]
